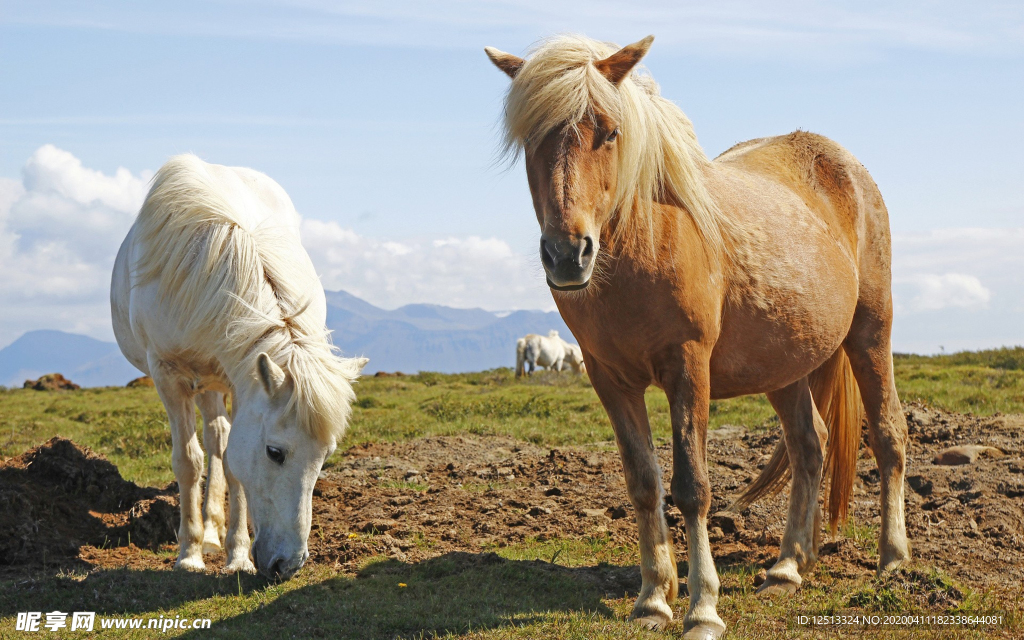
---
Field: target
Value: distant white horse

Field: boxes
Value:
[111,155,366,578]
[515,330,587,377]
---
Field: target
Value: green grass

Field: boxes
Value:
[3,354,1021,487]
[0,352,1021,638]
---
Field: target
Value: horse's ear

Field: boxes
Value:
[594,35,654,85]
[485,47,525,79]
[257,352,287,397]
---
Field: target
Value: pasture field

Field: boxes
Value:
[1,348,1023,638]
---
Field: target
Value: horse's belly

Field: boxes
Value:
[709,266,858,398]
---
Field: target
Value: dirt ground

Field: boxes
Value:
[2,403,1022,603]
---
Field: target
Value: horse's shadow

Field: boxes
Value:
[1,552,642,639]
[183,552,639,639]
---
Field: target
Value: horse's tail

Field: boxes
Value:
[731,348,863,534]
[515,338,527,378]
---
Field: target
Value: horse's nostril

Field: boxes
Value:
[540,238,557,268]
[581,236,594,258]
[270,557,284,576]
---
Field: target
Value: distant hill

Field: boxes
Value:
[324,290,572,374]
[0,330,142,388]
[0,292,573,386]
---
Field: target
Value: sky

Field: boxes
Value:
[0,1,1021,354]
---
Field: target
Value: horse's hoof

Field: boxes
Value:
[756,575,800,596]
[202,539,223,555]
[224,558,257,575]
[682,621,726,640]
[174,556,206,572]
[878,548,910,574]
[630,614,672,631]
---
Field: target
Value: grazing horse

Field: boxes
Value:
[515,330,587,377]
[111,155,367,578]
[486,35,909,638]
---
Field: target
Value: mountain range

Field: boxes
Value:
[0,291,572,387]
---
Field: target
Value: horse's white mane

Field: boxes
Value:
[133,155,360,443]
[499,34,726,261]
[548,329,559,337]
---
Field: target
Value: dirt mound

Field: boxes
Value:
[0,438,177,567]
[126,376,155,388]
[23,373,79,391]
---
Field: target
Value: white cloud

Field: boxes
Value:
[891,228,1024,352]
[0,147,153,346]
[0,146,553,347]
[900,273,991,311]
[301,219,551,311]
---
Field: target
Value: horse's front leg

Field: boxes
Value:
[222,448,256,573]
[588,364,677,629]
[195,391,229,555]
[664,357,727,640]
[148,357,205,571]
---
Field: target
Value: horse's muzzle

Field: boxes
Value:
[540,234,595,290]
[253,540,308,580]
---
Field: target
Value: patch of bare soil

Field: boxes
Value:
[0,438,177,568]
[13,404,1024,598]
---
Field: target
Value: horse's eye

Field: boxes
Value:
[606,128,619,143]
[266,446,285,465]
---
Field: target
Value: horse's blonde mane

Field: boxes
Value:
[133,155,360,443]
[500,34,726,261]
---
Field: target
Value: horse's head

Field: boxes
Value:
[485,36,654,291]
[226,352,365,579]
[565,344,588,375]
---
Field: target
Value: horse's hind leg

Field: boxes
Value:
[588,363,679,630]
[845,314,910,572]
[758,378,827,595]
[196,391,229,555]
[148,357,205,572]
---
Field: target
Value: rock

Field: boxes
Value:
[907,475,933,496]
[529,506,552,516]
[359,519,398,533]
[908,408,933,428]
[753,568,767,587]
[933,445,1004,466]
[126,376,155,388]
[23,373,79,391]
[710,510,745,534]
[708,425,746,441]
[581,508,612,524]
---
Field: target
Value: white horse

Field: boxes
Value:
[515,330,587,377]
[111,155,366,578]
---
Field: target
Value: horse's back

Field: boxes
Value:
[715,131,890,267]
[115,155,323,364]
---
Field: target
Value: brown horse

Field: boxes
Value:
[485,35,910,639]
